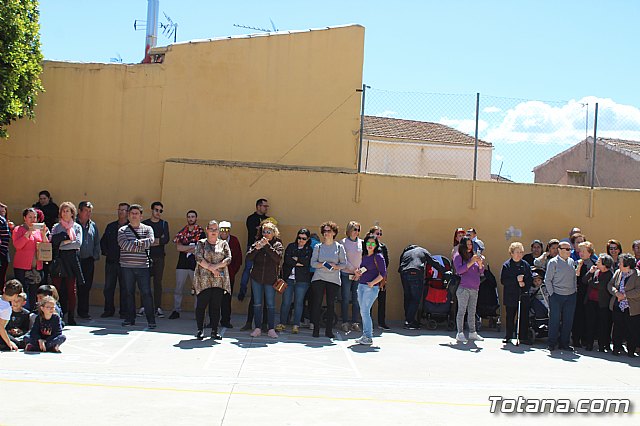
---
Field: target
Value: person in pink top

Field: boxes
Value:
[12,208,49,310]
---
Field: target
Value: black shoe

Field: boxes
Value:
[67,314,77,326]
[560,345,575,352]
[148,323,157,330]
[502,338,512,344]
[221,323,233,329]
[100,311,114,318]
[312,329,320,338]
[547,345,556,351]
[168,311,180,320]
[378,324,391,331]
[195,330,204,340]
[211,330,222,340]
[325,331,335,339]
[122,320,135,326]
[240,323,252,331]
[78,313,91,319]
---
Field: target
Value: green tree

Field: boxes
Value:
[0,0,43,139]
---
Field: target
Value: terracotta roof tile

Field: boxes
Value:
[363,115,492,147]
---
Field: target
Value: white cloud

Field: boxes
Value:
[439,117,489,135]
[378,110,398,118]
[483,106,502,113]
[484,97,640,145]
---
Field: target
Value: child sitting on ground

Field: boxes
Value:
[33,284,63,327]
[26,296,66,353]
[0,280,24,351]
[5,292,31,349]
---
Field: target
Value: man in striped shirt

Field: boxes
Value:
[118,204,156,329]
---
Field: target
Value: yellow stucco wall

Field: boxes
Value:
[1,23,639,322]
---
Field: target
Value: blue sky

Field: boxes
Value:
[39,0,640,182]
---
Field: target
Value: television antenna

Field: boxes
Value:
[134,12,178,43]
[233,18,278,33]
[110,53,123,63]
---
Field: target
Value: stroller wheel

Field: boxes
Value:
[427,320,438,330]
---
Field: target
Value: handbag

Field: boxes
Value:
[36,242,53,262]
[273,278,288,294]
[444,271,461,297]
[272,263,287,293]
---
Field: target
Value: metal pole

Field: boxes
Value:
[357,84,368,173]
[473,93,480,180]
[142,0,159,63]
[590,103,598,189]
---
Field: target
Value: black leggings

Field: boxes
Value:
[505,299,530,340]
[310,280,339,334]
[195,287,224,331]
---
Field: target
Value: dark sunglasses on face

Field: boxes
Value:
[322,229,332,233]
[154,209,163,213]
[219,227,230,232]
[353,228,360,232]
[609,246,619,251]
[297,236,308,241]
[365,242,376,247]
[375,232,383,236]
[559,247,571,251]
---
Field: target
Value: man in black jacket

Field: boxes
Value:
[99,202,129,318]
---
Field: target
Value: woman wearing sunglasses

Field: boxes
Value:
[353,233,387,345]
[310,221,347,338]
[245,221,283,338]
[277,228,312,334]
[606,239,622,272]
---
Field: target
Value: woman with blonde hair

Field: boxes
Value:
[245,221,283,338]
[50,202,85,326]
[500,242,532,345]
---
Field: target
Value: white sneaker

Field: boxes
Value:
[469,332,484,341]
[156,308,164,318]
[137,307,145,317]
[456,332,468,344]
[355,336,373,345]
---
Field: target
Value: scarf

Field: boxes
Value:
[59,219,76,241]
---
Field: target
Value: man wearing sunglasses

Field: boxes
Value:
[142,201,170,318]
[544,241,577,352]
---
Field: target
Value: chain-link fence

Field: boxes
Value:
[359,87,640,187]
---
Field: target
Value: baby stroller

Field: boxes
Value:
[421,256,455,330]
[528,285,549,340]
[476,265,501,332]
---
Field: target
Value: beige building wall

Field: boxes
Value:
[363,139,493,180]
[1,24,639,321]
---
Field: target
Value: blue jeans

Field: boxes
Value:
[340,272,360,323]
[358,284,380,338]
[239,245,254,294]
[401,271,423,325]
[547,293,576,348]
[251,278,276,329]
[280,279,310,326]
[122,267,155,325]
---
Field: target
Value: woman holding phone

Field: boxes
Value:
[310,221,347,338]
[12,208,49,310]
[453,236,485,344]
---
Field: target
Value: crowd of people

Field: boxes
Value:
[1,192,639,357]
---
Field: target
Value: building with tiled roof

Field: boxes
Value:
[361,115,494,180]
[533,136,640,188]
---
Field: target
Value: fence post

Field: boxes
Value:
[590,103,599,189]
[357,84,368,173]
[473,93,480,181]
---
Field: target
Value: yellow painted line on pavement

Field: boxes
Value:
[0,377,485,407]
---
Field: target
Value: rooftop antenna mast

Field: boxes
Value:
[233,18,278,33]
[134,1,179,63]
